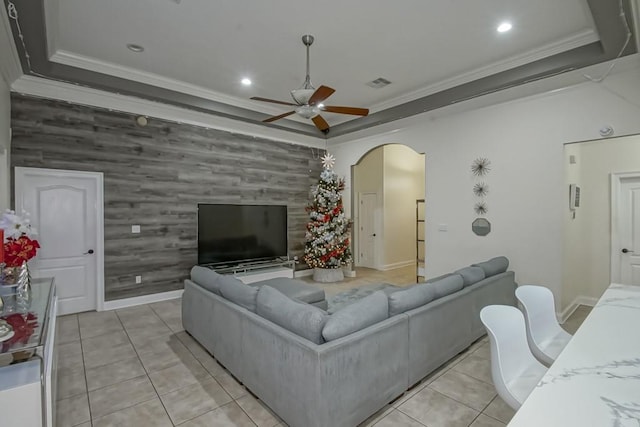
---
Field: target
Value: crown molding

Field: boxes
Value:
[369,29,600,113]
[50,49,317,127]
[11,75,326,148]
[50,49,303,120]
[329,53,640,147]
[0,3,23,85]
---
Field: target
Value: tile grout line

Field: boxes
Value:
[111,307,177,426]
[156,301,261,427]
[114,303,246,426]
[172,328,260,426]
[77,309,162,424]
[67,314,92,427]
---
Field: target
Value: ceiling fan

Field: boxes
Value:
[251,35,369,134]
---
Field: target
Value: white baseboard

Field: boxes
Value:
[381,260,415,271]
[102,289,183,311]
[558,295,598,324]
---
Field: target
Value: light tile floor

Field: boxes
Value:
[55,269,592,427]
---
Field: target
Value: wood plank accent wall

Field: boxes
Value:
[10,94,324,301]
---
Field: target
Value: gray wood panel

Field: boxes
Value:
[10,94,323,301]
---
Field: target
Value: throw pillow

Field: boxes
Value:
[388,283,436,316]
[430,275,464,299]
[219,275,258,312]
[190,266,222,295]
[256,286,328,345]
[472,256,509,277]
[454,266,486,287]
[322,291,389,342]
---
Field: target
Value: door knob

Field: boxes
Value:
[84,249,94,255]
[622,248,631,254]
[372,234,376,237]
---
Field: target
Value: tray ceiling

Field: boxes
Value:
[3,0,637,138]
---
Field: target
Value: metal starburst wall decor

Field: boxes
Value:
[474,202,488,215]
[473,182,489,197]
[471,158,491,177]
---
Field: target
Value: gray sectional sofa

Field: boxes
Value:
[182,256,517,427]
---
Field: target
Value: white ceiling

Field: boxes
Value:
[47,0,600,126]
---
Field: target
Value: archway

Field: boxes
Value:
[351,144,426,281]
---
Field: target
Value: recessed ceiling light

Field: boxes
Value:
[127,43,145,53]
[241,78,252,86]
[497,22,512,33]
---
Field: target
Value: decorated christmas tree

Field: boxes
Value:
[304,154,352,271]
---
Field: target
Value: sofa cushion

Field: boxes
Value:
[322,291,389,342]
[253,278,326,304]
[425,272,451,283]
[454,266,486,287]
[473,256,509,277]
[219,275,258,312]
[431,275,465,299]
[256,286,328,344]
[190,266,222,295]
[388,283,436,316]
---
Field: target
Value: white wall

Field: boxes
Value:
[382,145,425,269]
[352,146,384,268]
[0,75,10,211]
[332,64,640,311]
[563,135,640,309]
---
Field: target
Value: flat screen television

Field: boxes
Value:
[197,203,288,266]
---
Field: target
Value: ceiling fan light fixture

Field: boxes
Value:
[290,88,316,105]
[295,105,320,119]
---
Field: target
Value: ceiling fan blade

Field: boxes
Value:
[322,106,369,116]
[251,97,297,106]
[308,86,336,105]
[263,111,296,123]
[311,114,330,132]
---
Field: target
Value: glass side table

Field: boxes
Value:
[0,278,55,366]
[0,278,57,427]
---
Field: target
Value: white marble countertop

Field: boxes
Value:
[508,283,640,427]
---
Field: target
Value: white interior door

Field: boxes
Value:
[615,175,640,285]
[15,167,103,314]
[358,192,377,269]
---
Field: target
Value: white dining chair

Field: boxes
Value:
[515,285,572,366]
[480,305,547,411]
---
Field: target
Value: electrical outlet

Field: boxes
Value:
[135,275,142,284]
[131,225,141,234]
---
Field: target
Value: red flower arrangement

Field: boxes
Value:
[3,236,40,268]
[0,210,41,268]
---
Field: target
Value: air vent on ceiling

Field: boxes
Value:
[366,77,392,88]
